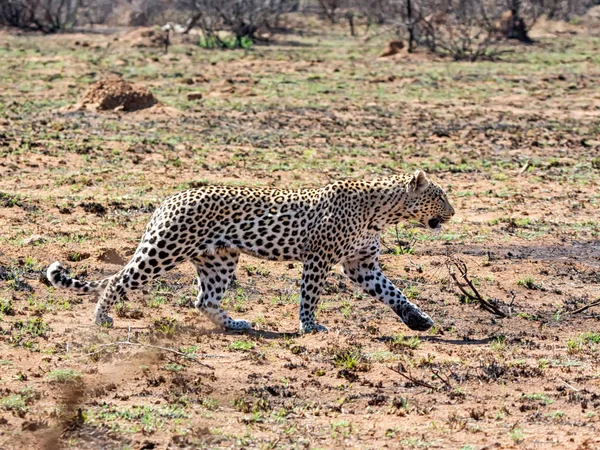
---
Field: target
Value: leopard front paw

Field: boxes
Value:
[95,315,114,328]
[225,319,253,331]
[299,322,329,334]
[401,309,433,332]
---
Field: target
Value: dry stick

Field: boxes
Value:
[447,258,507,318]
[79,341,228,369]
[430,368,453,390]
[569,298,600,316]
[388,366,438,391]
[557,378,579,392]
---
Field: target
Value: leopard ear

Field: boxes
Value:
[409,170,429,192]
[410,170,429,192]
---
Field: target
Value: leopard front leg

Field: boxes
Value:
[343,256,433,332]
[298,254,332,334]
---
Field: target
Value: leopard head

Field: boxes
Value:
[403,170,455,231]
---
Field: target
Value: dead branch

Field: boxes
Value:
[446,257,508,317]
[388,363,438,390]
[430,368,454,390]
[569,298,600,316]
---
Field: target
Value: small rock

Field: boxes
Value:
[187,92,203,101]
[23,234,45,246]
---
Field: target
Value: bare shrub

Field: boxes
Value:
[0,0,81,32]
[79,0,115,26]
[416,1,510,60]
[358,0,598,57]
[317,0,339,23]
[176,0,298,48]
[129,0,173,26]
[354,0,402,31]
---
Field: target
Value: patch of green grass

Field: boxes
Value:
[88,403,189,433]
[197,35,253,49]
[153,316,178,337]
[516,276,543,290]
[0,297,15,315]
[200,397,219,411]
[340,300,353,318]
[179,345,200,356]
[10,317,50,346]
[163,363,184,372]
[490,335,506,352]
[226,287,248,313]
[243,265,270,277]
[46,369,82,383]
[331,346,363,371]
[522,393,553,405]
[272,289,300,305]
[581,332,600,344]
[509,427,525,443]
[230,340,255,351]
[517,312,539,321]
[147,295,166,308]
[567,332,600,354]
[548,411,565,420]
[0,388,37,415]
[390,334,421,350]
[404,286,420,300]
[330,420,352,439]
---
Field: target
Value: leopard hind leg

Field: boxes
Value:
[193,251,251,330]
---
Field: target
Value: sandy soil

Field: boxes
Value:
[0,23,599,450]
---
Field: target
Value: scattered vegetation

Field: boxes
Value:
[46,369,82,383]
[230,340,255,352]
[0,11,598,449]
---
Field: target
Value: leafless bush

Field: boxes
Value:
[528,0,596,21]
[317,0,339,23]
[79,0,115,26]
[357,0,597,58]
[420,1,514,59]
[354,0,402,29]
[176,0,298,48]
[383,0,508,60]
[0,0,81,32]
[129,0,173,26]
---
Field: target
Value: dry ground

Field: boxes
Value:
[0,23,599,450]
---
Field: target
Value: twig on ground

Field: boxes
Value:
[388,364,438,391]
[557,378,579,392]
[569,298,600,316]
[430,368,454,390]
[446,257,508,318]
[508,291,516,316]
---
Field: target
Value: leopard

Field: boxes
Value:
[46,170,455,334]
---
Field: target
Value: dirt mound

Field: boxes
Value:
[380,40,405,57]
[120,27,168,48]
[77,74,158,112]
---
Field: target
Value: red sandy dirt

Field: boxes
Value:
[0,24,599,450]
